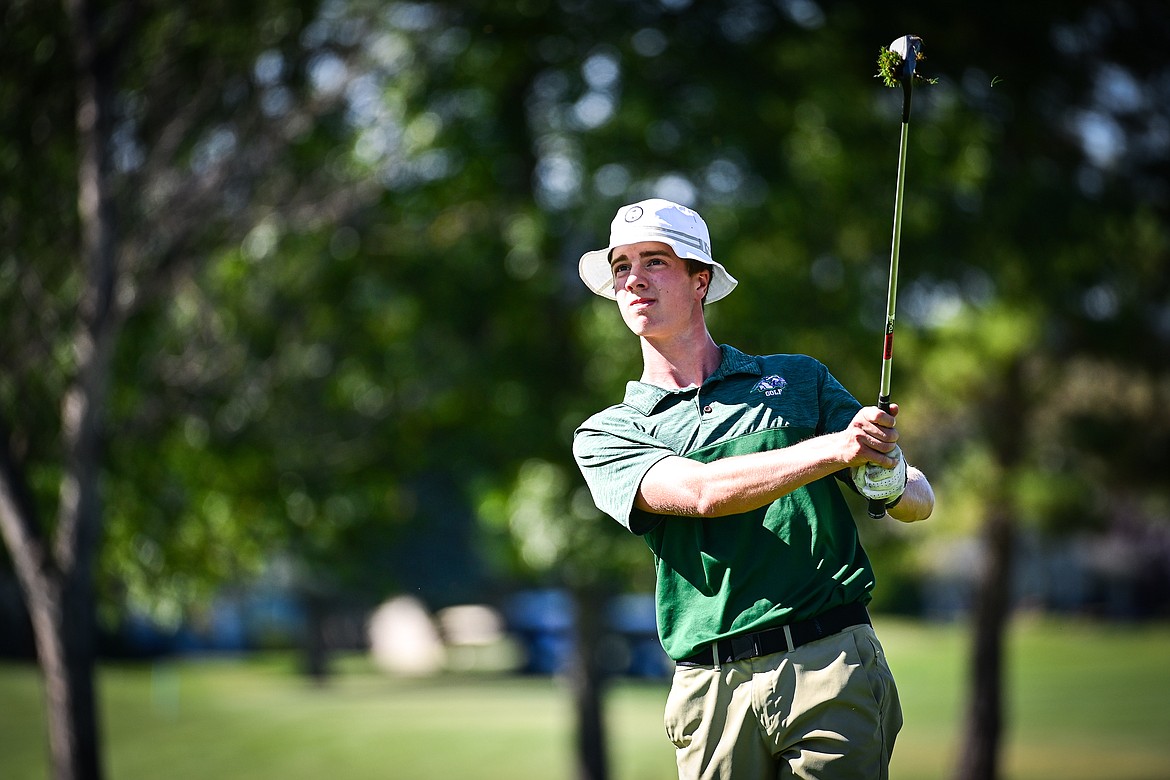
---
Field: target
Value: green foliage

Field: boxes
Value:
[876,47,904,88]
[4,0,1170,619]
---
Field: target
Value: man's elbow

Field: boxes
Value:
[691,481,753,517]
[692,490,724,518]
[637,480,725,518]
[890,471,934,523]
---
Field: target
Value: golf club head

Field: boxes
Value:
[888,35,922,81]
[888,35,923,122]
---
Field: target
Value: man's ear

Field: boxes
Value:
[695,268,712,300]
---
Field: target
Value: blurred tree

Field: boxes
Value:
[0,0,368,776]
[877,6,1170,778]
[318,2,1168,779]
[429,2,1170,779]
[4,2,1169,780]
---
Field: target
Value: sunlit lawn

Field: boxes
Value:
[3,618,1169,779]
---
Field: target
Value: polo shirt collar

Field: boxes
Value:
[621,344,763,416]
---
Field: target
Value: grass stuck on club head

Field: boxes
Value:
[876,38,940,89]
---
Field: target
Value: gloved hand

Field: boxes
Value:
[851,445,907,503]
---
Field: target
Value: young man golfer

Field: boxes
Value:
[572,198,934,780]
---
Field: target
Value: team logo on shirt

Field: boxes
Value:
[752,375,788,397]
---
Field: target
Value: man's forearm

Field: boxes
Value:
[634,435,849,517]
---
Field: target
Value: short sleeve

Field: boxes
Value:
[817,362,863,435]
[572,415,675,535]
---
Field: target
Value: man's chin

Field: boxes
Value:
[621,311,652,333]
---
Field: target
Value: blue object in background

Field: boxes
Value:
[503,589,576,675]
[504,590,670,678]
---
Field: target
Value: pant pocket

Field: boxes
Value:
[664,667,711,748]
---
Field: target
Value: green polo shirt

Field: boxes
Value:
[572,344,875,661]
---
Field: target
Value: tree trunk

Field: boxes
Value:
[954,358,1024,780]
[1,472,107,780]
[12,1,125,778]
[27,575,104,780]
[301,590,331,683]
[570,587,610,780]
[952,505,1015,780]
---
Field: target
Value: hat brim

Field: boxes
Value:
[578,247,738,303]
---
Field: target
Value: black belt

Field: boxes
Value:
[676,602,871,667]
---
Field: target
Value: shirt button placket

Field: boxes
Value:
[699,392,713,416]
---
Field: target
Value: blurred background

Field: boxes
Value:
[2,1,1169,779]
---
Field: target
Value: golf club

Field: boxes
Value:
[868,35,925,519]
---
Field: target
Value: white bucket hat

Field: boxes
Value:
[578,198,738,303]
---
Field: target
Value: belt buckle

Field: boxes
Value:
[729,633,760,662]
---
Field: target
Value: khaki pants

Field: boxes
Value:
[664,624,902,780]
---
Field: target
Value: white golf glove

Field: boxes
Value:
[851,445,907,503]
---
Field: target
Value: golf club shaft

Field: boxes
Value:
[867,101,911,519]
[879,119,909,407]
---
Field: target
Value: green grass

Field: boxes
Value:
[883,618,1170,779]
[3,618,1169,779]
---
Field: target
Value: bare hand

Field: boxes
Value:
[836,404,900,469]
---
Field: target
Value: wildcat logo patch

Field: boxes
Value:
[752,375,788,397]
